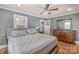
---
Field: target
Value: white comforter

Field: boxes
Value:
[8,33,57,54]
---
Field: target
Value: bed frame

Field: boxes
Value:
[48,45,58,54]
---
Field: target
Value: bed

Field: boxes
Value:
[7,29,57,54]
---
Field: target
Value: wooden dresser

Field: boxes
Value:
[53,29,76,43]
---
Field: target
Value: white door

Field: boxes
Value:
[44,20,50,34]
[40,20,44,32]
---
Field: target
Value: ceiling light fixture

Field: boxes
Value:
[68,8,72,11]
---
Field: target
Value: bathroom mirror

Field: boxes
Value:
[57,19,72,29]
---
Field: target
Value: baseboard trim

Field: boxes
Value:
[0,44,8,49]
[75,41,79,45]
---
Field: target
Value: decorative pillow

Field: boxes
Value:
[26,28,38,34]
[9,30,27,37]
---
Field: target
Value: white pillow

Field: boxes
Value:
[27,29,38,34]
[9,30,27,37]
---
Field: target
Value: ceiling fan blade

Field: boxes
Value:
[44,4,50,10]
[49,8,59,11]
[40,10,46,14]
[40,12,44,14]
[48,12,51,15]
[40,4,50,15]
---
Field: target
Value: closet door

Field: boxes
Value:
[44,20,50,34]
[40,20,44,33]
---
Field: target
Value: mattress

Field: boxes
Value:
[34,40,57,54]
[8,33,57,54]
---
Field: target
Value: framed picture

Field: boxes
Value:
[13,14,28,29]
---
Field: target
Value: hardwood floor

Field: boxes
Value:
[0,48,8,54]
[0,41,79,54]
[57,41,79,54]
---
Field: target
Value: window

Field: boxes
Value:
[57,19,71,29]
[64,20,71,29]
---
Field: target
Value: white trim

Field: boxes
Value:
[0,6,41,18]
[0,44,7,49]
[50,11,79,18]
[75,41,79,45]
[0,6,79,19]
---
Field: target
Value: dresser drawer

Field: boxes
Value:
[53,29,76,43]
[65,32,73,36]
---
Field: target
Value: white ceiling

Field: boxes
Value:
[0,4,79,18]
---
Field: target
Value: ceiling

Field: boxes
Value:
[0,4,79,18]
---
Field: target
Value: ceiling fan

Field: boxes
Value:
[40,4,59,15]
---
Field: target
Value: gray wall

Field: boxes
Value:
[51,13,79,41]
[0,8,79,45]
[0,8,41,45]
